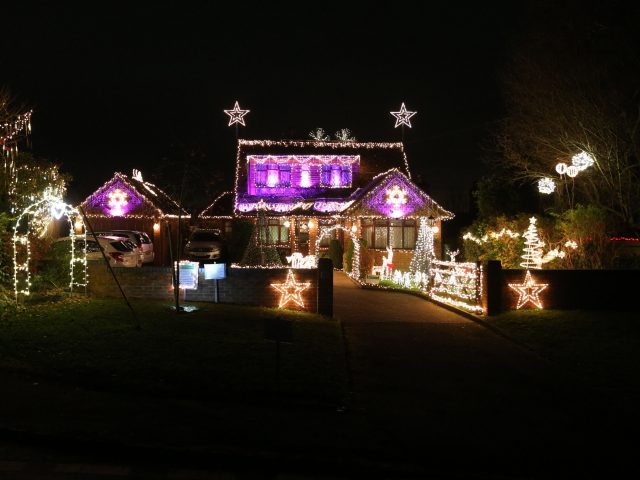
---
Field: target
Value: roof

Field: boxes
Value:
[234,139,413,216]
[199,191,234,218]
[344,168,454,220]
[80,171,189,218]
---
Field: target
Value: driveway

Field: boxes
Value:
[333,272,615,476]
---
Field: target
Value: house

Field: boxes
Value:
[79,170,189,265]
[203,139,453,275]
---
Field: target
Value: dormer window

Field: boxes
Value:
[321,165,352,188]
[255,164,291,188]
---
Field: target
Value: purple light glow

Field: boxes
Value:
[86,180,143,217]
[362,178,421,218]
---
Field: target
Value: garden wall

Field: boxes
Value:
[87,261,329,313]
[482,260,639,313]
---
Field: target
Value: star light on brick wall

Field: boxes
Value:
[271,269,310,309]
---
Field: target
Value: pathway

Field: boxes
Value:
[333,272,613,476]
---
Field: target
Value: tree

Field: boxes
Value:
[493,2,640,231]
[520,217,544,269]
[0,153,69,214]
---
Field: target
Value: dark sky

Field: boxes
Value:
[1,3,522,210]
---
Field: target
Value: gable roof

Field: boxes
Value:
[80,171,189,218]
[343,168,454,220]
[199,191,234,219]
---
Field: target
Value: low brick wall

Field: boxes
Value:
[501,269,639,311]
[87,262,327,313]
[185,267,318,312]
[480,260,639,313]
[87,262,173,299]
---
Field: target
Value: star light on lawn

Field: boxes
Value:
[390,102,416,128]
[271,269,311,309]
[508,270,548,309]
[224,101,250,127]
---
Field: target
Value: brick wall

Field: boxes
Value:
[87,262,324,313]
[480,260,639,313]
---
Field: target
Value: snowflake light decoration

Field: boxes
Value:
[107,188,129,216]
[385,184,408,218]
[538,177,556,194]
[224,101,250,127]
[571,151,595,171]
[390,102,416,128]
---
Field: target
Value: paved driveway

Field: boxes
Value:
[333,272,615,476]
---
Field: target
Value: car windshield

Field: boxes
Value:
[110,241,135,252]
[191,232,220,242]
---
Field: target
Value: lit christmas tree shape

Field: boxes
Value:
[224,101,250,126]
[508,270,548,309]
[390,102,417,128]
[271,269,311,309]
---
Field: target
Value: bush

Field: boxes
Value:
[344,238,354,273]
[328,239,343,270]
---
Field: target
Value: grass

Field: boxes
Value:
[0,296,347,406]
[488,309,640,393]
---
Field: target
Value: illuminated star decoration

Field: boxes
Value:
[224,101,250,127]
[271,269,311,309]
[508,270,549,309]
[107,188,129,216]
[390,102,417,128]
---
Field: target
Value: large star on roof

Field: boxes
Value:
[271,269,311,309]
[508,270,548,309]
[390,102,417,128]
[224,101,250,127]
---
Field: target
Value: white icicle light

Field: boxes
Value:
[538,177,556,194]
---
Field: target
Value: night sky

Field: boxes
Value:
[2,3,522,211]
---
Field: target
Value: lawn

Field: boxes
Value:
[0,296,348,406]
[488,309,640,393]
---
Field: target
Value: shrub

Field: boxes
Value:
[328,239,343,270]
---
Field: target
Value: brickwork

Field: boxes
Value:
[480,261,639,313]
[87,262,326,313]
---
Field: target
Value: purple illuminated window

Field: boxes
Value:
[321,165,351,188]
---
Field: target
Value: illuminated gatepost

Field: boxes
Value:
[13,191,88,298]
[308,219,318,256]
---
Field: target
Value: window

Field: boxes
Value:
[259,218,289,245]
[362,219,417,249]
[320,165,351,187]
[255,164,291,188]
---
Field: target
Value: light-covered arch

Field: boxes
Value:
[314,224,360,279]
[13,193,88,298]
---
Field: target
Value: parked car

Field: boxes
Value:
[93,230,154,264]
[184,229,227,264]
[54,236,142,267]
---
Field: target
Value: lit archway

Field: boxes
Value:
[13,192,88,298]
[314,225,360,279]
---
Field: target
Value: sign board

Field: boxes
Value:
[263,317,293,343]
[177,261,199,290]
[204,263,226,280]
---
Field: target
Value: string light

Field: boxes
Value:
[314,224,360,279]
[409,217,436,274]
[521,217,544,270]
[385,184,408,218]
[508,270,548,309]
[555,162,568,175]
[429,259,483,314]
[107,188,129,216]
[81,170,188,219]
[566,165,579,178]
[571,151,595,171]
[271,269,311,309]
[309,128,330,141]
[538,177,556,194]
[13,192,87,298]
[224,101,250,127]
[390,102,417,128]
